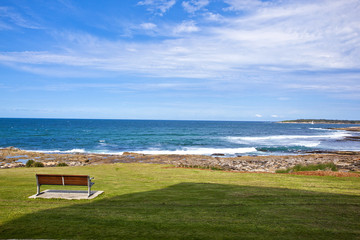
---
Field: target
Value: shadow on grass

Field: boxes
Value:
[1,182,360,239]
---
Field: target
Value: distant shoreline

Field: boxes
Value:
[278,119,360,124]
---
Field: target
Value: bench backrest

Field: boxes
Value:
[36,174,89,186]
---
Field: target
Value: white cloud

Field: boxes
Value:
[182,0,209,13]
[137,0,176,15]
[271,115,278,118]
[173,20,199,34]
[255,114,262,118]
[203,12,224,22]
[223,0,269,11]
[140,22,157,30]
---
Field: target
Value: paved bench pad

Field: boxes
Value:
[29,189,104,200]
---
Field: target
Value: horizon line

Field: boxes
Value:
[0,117,281,122]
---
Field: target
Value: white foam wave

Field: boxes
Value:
[35,149,86,154]
[295,141,321,148]
[133,147,257,155]
[309,128,331,131]
[34,147,257,156]
[226,131,350,148]
[228,132,349,142]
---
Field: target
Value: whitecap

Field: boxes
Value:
[132,147,257,155]
[227,132,349,142]
[34,149,86,154]
[225,131,350,148]
[309,128,331,131]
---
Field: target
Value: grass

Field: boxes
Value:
[177,164,224,171]
[0,163,360,239]
[276,163,338,173]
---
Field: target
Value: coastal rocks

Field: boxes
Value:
[174,154,360,173]
[1,147,360,173]
[0,147,87,168]
[68,161,85,166]
[344,136,360,141]
[330,127,360,132]
[0,161,25,169]
[44,162,58,167]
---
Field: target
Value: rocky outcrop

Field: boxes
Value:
[330,127,360,132]
[1,147,360,172]
[174,154,360,172]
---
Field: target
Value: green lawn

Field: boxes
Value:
[1,163,360,239]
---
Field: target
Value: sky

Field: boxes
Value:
[0,0,359,121]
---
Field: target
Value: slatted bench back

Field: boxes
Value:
[36,174,89,186]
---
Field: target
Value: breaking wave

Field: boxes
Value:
[225,131,350,148]
[35,149,86,154]
[133,147,257,155]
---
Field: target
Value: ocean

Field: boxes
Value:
[0,118,359,156]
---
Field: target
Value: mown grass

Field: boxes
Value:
[276,163,338,173]
[0,163,360,239]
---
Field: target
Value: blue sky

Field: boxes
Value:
[0,0,359,121]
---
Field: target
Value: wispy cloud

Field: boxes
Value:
[202,12,224,22]
[0,0,359,98]
[223,0,270,11]
[0,6,41,30]
[137,0,176,15]
[173,20,199,34]
[11,81,203,92]
[140,22,157,30]
[182,0,209,13]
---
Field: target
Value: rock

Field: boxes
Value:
[6,146,21,151]
[44,162,57,167]
[212,153,225,156]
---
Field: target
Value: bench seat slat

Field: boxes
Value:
[64,176,88,186]
[38,176,63,185]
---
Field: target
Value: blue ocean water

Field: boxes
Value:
[0,118,359,156]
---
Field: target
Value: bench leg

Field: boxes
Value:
[36,184,40,196]
[36,175,41,196]
[88,183,91,197]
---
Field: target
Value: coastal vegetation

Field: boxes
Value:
[275,163,337,173]
[25,159,35,167]
[56,162,68,167]
[279,119,360,124]
[0,163,359,239]
[25,159,44,168]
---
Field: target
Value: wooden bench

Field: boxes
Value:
[36,174,95,197]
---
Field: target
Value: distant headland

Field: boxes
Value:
[278,119,360,124]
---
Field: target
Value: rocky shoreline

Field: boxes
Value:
[330,126,360,132]
[279,119,360,124]
[1,147,360,173]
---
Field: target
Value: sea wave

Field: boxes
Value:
[35,149,86,154]
[32,147,257,156]
[309,128,331,131]
[225,131,350,148]
[132,147,257,155]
